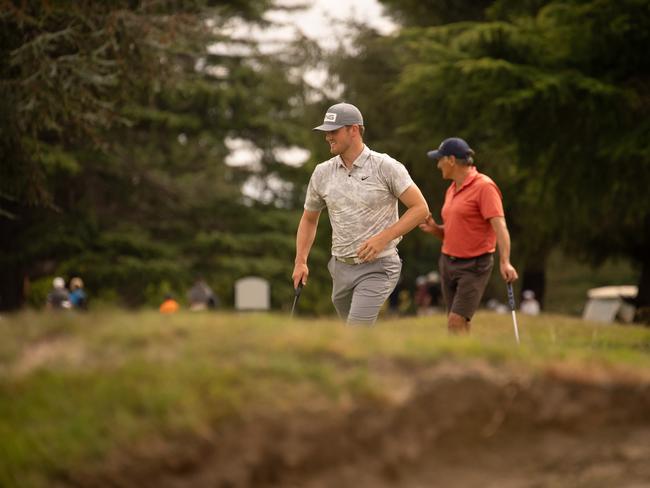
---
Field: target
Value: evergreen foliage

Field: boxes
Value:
[1,0,332,312]
[317,0,650,316]
[3,0,648,319]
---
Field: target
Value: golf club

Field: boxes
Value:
[506,282,520,344]
[290,282,304,318]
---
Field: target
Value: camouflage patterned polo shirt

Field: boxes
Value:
[304,145,414,258]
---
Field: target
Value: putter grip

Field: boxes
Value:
[295,282,303,296]
[506,283,515,310]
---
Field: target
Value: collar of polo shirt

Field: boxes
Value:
[337,145,371,169]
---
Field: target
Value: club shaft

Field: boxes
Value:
[511,310,520,344]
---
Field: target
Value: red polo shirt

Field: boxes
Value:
[441,167,504,258]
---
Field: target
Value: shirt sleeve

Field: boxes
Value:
[304,167,326,212]
[479,180,504,220]
[380,156,414,197]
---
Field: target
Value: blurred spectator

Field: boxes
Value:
[159,294,179,314]
[520,289,541,316]
[415,275,433,316]
[414,271,443,316]
[187,277,219,311]
[486,298,509,314]
[69,277,88,310]
[398,289,412,315]
[427,271,442,311]
[46,277,71,310]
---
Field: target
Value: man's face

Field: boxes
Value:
[437,155,454,179]
[325,126,353,155]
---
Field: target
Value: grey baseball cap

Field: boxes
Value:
[313,103,364,131]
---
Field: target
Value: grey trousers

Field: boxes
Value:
[327,254,402,325]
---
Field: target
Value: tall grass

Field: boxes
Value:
[0,309,648,487]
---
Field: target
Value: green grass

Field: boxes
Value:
[483,251,640,316]
[544,252,640,315]
[0,309,649,487]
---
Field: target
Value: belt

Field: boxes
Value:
[335,249,397,265]
[443,252,493,262]
[335,256,365,265]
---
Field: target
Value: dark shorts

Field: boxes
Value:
[439,253,494,320]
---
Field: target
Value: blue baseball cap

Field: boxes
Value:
[427,137,473,160]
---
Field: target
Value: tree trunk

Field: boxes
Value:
[635,254,650,324]
[0,263,24,311]
[0,202,32,311]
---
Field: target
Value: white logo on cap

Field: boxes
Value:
[324,113,337,122]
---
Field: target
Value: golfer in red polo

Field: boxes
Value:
[420,137,518,333]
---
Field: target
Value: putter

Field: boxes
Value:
[506,282,520,344]
[290,282,304,318]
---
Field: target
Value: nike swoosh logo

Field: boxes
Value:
[361,176,369,180]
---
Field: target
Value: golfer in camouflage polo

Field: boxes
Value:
[292,103,429,325]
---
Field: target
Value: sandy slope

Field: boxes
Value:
[64,360,650,488]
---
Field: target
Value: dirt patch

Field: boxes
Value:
[61,360,650,488]
[11,338,87,378]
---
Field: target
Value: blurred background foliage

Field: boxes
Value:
[1,0,648,320]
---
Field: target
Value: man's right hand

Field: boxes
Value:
[292,263,308,289]
[418,214,444,239]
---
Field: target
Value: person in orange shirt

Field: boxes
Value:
[420,137,518,334]
[159,294,179,314]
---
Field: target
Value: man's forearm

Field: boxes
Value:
[295,216,319,264]
[490,216,518,282]
[497,233,511,263]
[381,203,429,242]
[492,217,512,263]
[380,185,430,242]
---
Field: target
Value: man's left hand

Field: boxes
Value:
[500,262,518,283]
[357,235,389,262]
